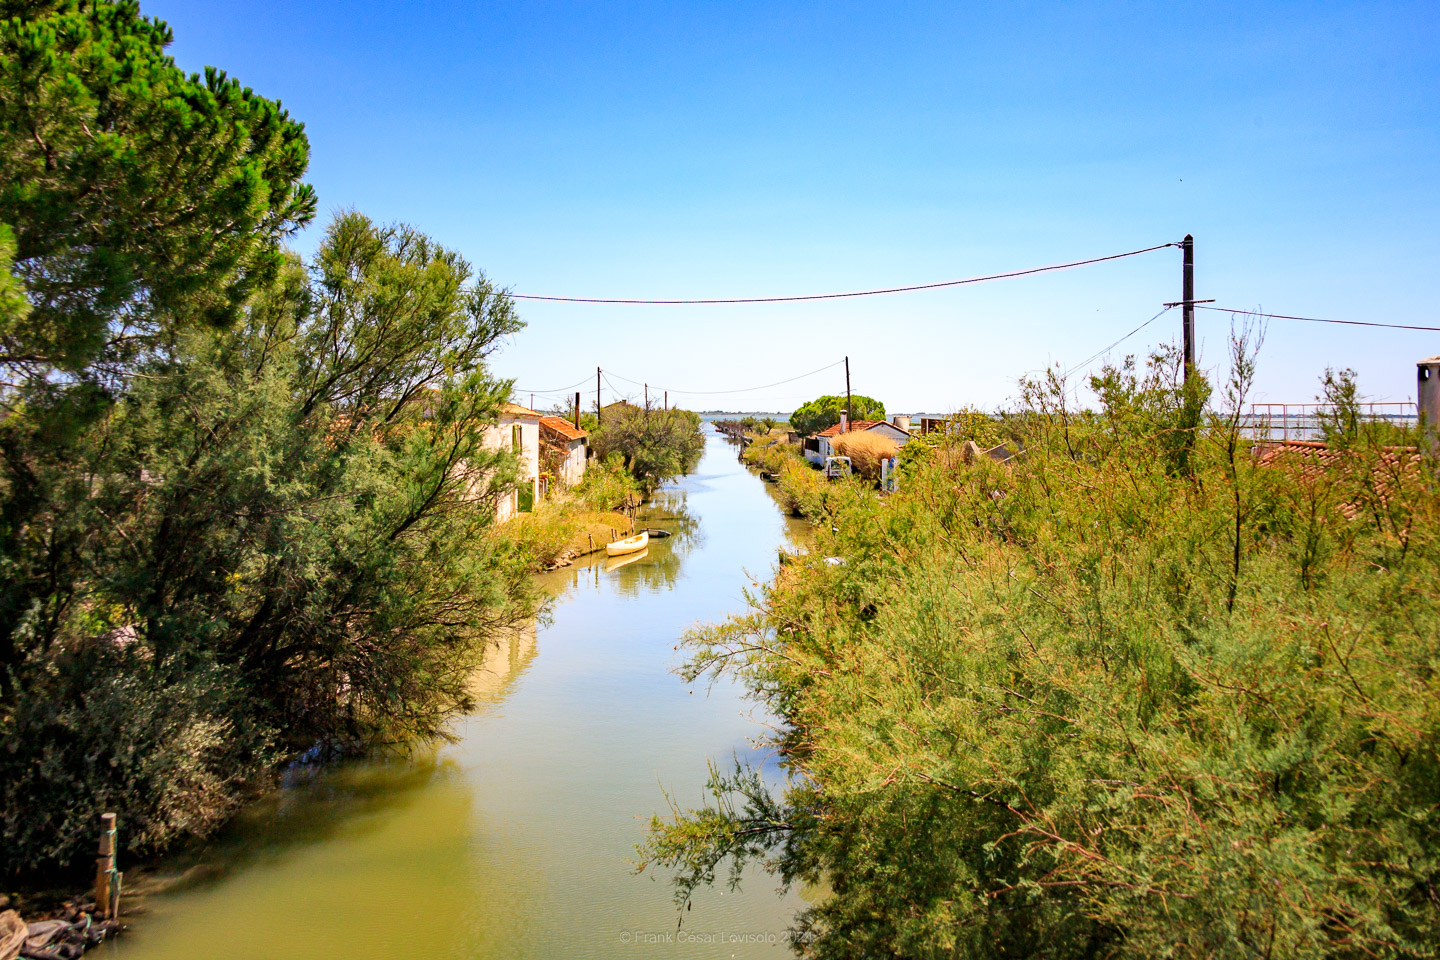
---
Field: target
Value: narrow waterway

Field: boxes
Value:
[104,428,806,960]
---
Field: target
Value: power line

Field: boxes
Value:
[509,243,1179,305]
[605,358,846,397]
[600,372,635,405]
[1067,306,1175,373]
[1196,305,1440,333]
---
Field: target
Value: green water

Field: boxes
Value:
[105,430,807,959]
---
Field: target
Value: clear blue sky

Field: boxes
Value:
[148,0,1438,413]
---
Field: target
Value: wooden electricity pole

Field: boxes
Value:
[845,356,852,431]
[596,367,602,417]
[1182,234,1195,381]
[644,383,649,413]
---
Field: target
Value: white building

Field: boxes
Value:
[803,414,913,466]
[540,415,588,486]
[482,402,542,522]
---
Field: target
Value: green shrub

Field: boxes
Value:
[644,343,1440,958]
[742,436,803,476]
[590,407,704,493]
[574,454,642,511]
[1,647,270,875]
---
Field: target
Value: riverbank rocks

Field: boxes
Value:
[3,900,122,960]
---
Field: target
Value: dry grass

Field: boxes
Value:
[832,431,899,480]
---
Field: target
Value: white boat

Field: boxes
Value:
[605,531,649,556]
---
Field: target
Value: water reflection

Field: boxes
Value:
[466,621,539,708]
[108,434,804,960]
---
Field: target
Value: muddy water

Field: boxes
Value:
[105,429,807,960]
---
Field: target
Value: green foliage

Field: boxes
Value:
[0,0,539,885]
[573,453,641,511]
[2,644,270,871]
[643,344,1440,958]
[743,435,803,476]
[0,0,315,376]
[590,406,704,494]
[0,223,27,330]
[0,213,534,876]
[789,394,884,437]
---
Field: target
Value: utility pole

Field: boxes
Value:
[644,383,649,414]
[1182,234,1195,382]
[596,366,602,418]
[664,390,668,411]
[845,356,852,431]
[530,392,534,411]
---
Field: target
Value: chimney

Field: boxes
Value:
[839,411,849,433]
[574,391,581,430]
[1419,357,1440,452]
[892,414,910,433]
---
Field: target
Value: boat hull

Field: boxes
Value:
[605,531,649,556]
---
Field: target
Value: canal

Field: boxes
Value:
[104,428,806,959]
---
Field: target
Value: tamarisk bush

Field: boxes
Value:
[642,339,1440,959]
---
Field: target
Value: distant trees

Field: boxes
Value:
[789,394,884,437]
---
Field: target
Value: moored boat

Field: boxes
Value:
[605,531,649,556]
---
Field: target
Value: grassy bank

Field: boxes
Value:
[507,458,643,568]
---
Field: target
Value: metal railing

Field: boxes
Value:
[1242,402,1417,442]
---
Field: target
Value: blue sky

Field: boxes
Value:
[148,0,1438,413]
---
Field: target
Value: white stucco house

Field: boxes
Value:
[482,402,542,522]
[540,415,588,486]
[803,414,913,467]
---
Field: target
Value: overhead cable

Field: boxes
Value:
[1196,305,1440,333]
[509,243,1179,305]
[1067,306,1174,373]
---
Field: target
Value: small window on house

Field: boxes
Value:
[511,424,522,452]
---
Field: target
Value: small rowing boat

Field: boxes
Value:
[605,531,649,556]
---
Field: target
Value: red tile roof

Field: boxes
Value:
[501,402,543,418]
[1255,439,1421,517]
[816,419,902,438]
[539,415,587,442]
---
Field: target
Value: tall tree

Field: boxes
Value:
[0,0,315,381]
[789,393,884,437]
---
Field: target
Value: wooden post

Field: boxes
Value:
[95,813,116,919]
[1181,235,1195,381]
